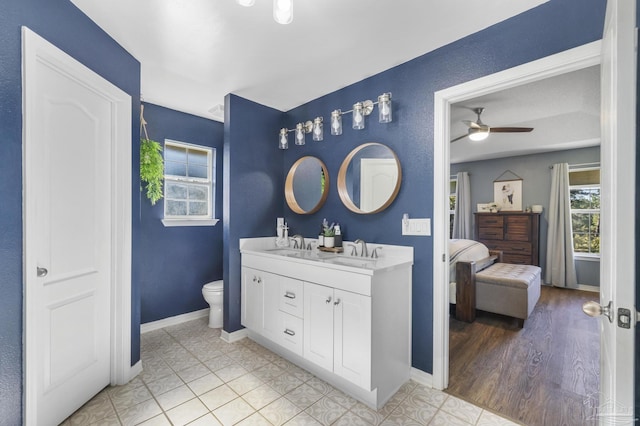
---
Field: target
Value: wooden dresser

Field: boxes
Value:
[474,212,540,266]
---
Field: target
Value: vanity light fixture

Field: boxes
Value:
[330,92,393,134]
[330,110,343,135]
[279,117,322,149]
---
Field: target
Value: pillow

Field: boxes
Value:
[449,239,489,282]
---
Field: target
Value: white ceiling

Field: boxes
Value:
[71,0,548,121]
[450,65,601,164]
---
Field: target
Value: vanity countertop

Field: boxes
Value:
[240,237,413,276]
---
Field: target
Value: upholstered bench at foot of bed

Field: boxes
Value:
[475,263,541,327]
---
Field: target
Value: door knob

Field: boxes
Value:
[37,267,48,278]
[583,300,613,323]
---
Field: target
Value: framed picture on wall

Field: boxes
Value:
[494,179,522,211]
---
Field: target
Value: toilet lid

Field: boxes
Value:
[204,281,223,291]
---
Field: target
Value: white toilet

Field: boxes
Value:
[202,280,224,328]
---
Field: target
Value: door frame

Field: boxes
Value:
[432,40,602,390]
[22,26,135,424]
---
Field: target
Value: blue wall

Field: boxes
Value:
[140,103,224,323]
[273,0,607,373]
[0,0,141,423]
[451,146,601,286]
[223,94,285,332]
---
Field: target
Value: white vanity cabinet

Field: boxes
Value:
[304,282,371,388]
[239,241,412,410]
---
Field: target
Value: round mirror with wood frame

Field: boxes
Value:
[337,142,402,214]
[285,156,329,214]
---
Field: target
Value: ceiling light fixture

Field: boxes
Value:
[468,128,490,141]
[236,0,293,25]
[273,0,293,25]
[330,92,393,134]
[279,117,322,149]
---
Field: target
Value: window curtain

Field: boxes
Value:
[545,163,577,287]
[452,171,472,239]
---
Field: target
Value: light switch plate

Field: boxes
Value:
[402,218,431,236]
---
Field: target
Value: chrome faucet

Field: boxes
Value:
[371,246,383,259]
[354,239,368,257]
[292,234,305,250]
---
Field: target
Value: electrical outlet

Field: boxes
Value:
[402,218,431,236]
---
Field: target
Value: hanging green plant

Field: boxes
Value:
[140,138,164,205]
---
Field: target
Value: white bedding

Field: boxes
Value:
[449,239,489,304]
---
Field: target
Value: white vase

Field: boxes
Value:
[324,236,335,248]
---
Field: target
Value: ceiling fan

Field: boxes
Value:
[451,107,534,143]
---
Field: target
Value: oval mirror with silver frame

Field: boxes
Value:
[285,156,329,214]
[337,142,402,214]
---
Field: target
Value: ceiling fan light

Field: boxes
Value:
[237,0,256,6]
[468,129,489,141]
[274,0,293,24]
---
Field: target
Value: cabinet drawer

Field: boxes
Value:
[279,277,303,318]
[477,215,504,228]
[484,241,532,255]
[478,227,504,240]
[278,312,303,356]
[505,217,531,241]
[503,254,533,265]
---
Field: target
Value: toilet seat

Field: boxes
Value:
[203,281,223,292]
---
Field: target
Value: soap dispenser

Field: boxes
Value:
[334,224,342,248]
[318,224,325,247]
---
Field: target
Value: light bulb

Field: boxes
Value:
[274,0,293,24]
[352,103,365,130]
[312,117,323,141]
[378,93,392,123]
[279,128,288,149]
[331,110,342,135]
[295,123,305,145]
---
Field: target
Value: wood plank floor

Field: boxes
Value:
[447,285,600,426]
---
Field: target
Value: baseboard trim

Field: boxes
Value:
[410,367,433,388]
[576,284,599,293]
[221,328,248,343]
[141,308,209,334]
[129,360,143,382]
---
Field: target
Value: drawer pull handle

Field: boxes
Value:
[284,329,295,336]
[334,298,341,306]
[284,292,296,299]
[326,297,332,304]
[257,277,262,284]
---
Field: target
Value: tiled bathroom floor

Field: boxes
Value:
[62,317,521,425]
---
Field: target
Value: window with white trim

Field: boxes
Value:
[569,167,600,256]
[163,140,215,221]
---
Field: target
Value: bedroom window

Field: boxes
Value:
[569,167,600,256]
[162,139,217,227]
[449,178,457,237]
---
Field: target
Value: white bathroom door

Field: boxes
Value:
[23,28,121,425]
[596,0,636,422]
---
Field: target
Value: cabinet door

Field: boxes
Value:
[261,271,281,341]
[333,289,371,389]
[241,267,263,330]
[303,282,334,372]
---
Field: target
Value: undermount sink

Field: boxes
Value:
[321,256,377,269]
[263,248,303,257]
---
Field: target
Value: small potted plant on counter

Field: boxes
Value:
[322,219,336,248]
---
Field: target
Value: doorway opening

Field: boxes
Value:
[432,41,603,424]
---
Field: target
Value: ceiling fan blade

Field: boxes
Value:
[463,120,481,129]
[490,127,534,133]
[450,134,468,143]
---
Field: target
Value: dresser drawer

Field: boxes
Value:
[483,241,532,255]
[503,254,533,265]
[477,215,504,228]
[279,277,303,318]
[278,312,303,356]
[478,227,504,240]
